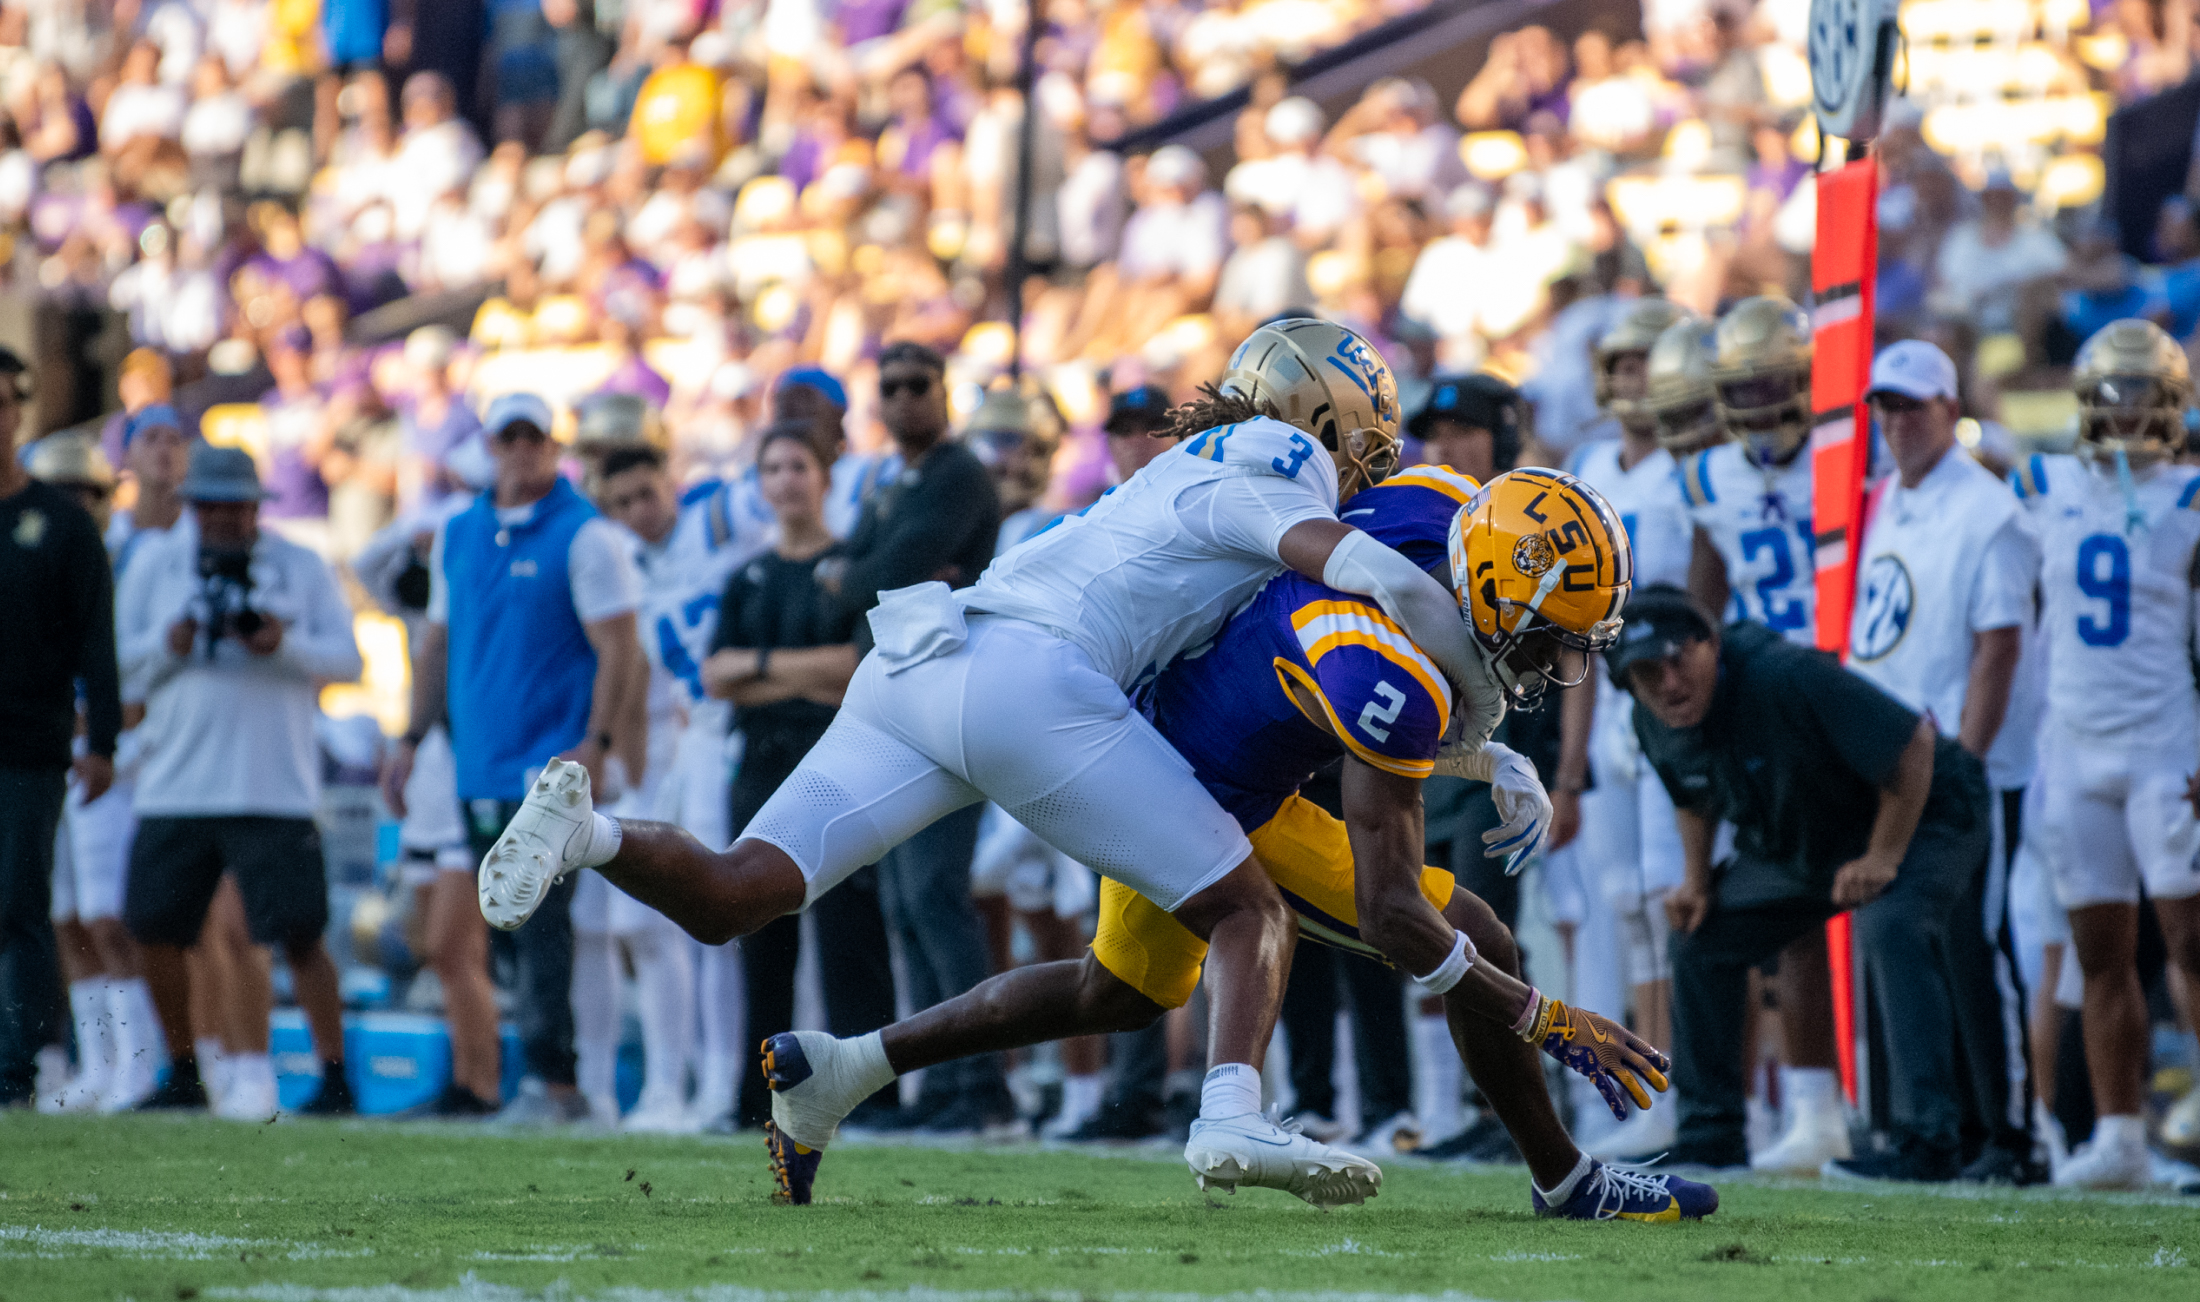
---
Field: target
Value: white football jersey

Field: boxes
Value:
[635,489,753,714]
[1679,442,1816,643]
[1567,438,1693,591]
[1848,447,2035,740]
[959,416,1339,690]
[2013,452,2200,749]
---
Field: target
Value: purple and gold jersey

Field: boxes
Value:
[1141,465,1477,830]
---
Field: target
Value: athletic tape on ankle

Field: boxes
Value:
[1411,930,1475,994]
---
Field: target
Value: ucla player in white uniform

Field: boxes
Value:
[2012,320,2200,1188]
[479,320,1530,1206]
[1678,295,1849,1171]
[1846,339,2042,1184]
[1681,296,1818,641]
[1550,299,1700,1154]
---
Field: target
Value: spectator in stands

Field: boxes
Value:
[818,341,1007,1132]
[1933,172,2069,338]
[1617,585,1992,1179]
[117,444,361,1119]
[381,391,644,1125]
[1328,77,1464,204]
[0,348,119,1109]
[1401,185,1498,368]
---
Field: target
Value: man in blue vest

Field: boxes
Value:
[381,391,645,1124]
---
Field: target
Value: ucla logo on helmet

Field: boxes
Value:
[1329,335,1394,420]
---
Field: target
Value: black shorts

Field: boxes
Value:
[124,815,330,949]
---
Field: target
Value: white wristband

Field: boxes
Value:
[1411,929,1476,994]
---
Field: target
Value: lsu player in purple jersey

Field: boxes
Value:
[761,465,1717,1222]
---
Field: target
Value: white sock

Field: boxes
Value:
[1413,1013,1461,1137]
[228,1052,273,1094]
[571,932,620,1115]
[631,928,696,1108]
[1534,1151,1594,1205]
[1060,1073,1103,1125]
[1199,1062,1263,1121]
[68,980,114,1090]
[106,978,158,1078]
[2095,1113,2147,1147]
[578,814,623,868]
[1785,1066,1840,1115]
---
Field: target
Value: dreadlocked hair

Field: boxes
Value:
[1163,384,1282,442]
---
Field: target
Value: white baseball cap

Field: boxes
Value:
[1867,339,1958,403]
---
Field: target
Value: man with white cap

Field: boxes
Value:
[1845,337,2042,1183]
[379,391,645,1125]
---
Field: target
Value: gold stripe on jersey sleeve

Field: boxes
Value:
[1291,600,1452,731]
[1384,464,1482,502]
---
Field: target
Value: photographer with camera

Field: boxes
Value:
[115,445,363,1119]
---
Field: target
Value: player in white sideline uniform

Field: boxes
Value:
[2011,320,2200,1189]
[1674,293,1847,1171]
[1549,299,1699,1155]
[42,410,195,1113]
[479,320,1529,1206]
[1844,339,2042,1184]
[583,443,747,1131]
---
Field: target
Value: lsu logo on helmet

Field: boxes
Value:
[1448,469,1633,706]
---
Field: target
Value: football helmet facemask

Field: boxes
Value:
[1595,298,1693,432]
[1449,468,1633,708]
[1644,318,1724,454]
[1709,295,1814,466]
[2073,318,2190,467]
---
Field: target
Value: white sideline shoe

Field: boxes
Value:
[2054,1119,2151,1190]
[1750,1100,1851,1174]
[480,760,597,930]
[1587,1099,1677,1161]
[622,1095,700,1134]
[215,1060,278,1122]
[1183,1109,1383,1209]
[38,1072,107,1114]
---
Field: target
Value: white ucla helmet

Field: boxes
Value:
[1220,318,1403,488]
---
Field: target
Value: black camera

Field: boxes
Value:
[196,545,265,657]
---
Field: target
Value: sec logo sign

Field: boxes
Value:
[1851,553,1913,661]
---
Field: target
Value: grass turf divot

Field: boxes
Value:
[2,1113,2196,1302]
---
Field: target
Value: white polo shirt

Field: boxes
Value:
[1847,444,2036,742]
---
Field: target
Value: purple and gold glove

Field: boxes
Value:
[1514,987,1672,1121]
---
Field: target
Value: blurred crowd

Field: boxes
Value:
[6,0,2200,1196]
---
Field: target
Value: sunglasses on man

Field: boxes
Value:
[880,375,933,400]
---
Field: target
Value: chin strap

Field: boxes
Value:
[2114,447,2149,535]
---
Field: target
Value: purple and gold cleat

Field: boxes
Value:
[765,1120,824,1206]
[1533,1159,1718,1222]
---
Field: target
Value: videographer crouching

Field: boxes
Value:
[115,445,363,1118]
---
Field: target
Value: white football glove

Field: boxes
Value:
[1433,740,1550,876]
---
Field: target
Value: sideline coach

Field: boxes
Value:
[1612,585,1990,1180]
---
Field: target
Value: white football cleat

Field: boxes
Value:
[1750,1099,1851,1174]
[37,1072,107,1114]
[480,759,597,931]
[1184,1110,1383,1209]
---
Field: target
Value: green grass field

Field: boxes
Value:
[2,1113,2196,1302]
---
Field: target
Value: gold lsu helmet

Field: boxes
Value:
[1448,468,1633,707]
[2072,318,2190,466]
[1594,297,1693,429]
[1709,294,1815,465]
[1644,318,1724,454]
[1221,318,1402,491]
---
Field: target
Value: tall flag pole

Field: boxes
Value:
[1810,158,1879,1108]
